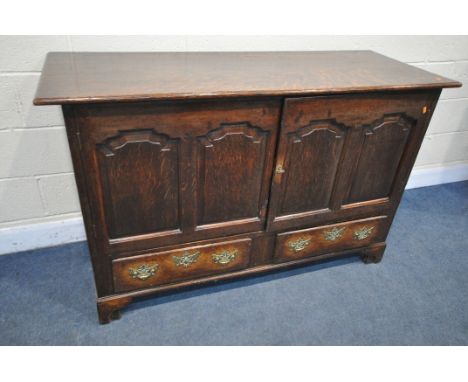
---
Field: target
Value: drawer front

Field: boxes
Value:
[274,216,387,262]
[113,238,252,292]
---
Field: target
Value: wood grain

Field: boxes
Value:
[274,216,388,262]
[267,91,430,232]
[75,98,280,255]
[34,51,460,105]
[113,237,252,292]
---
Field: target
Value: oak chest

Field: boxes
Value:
[34,51,461,323]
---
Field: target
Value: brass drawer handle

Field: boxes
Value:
[212,249,238,265]
[353,226,374,240]
[288,237,311,252]
[128,263,159,280]
[323,226,346,241]
[172,251,201,267]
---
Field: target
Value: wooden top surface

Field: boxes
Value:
[34,51,461,105]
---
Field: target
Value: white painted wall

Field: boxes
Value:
[0,36,467,254]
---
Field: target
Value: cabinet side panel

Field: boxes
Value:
[62,105,114,296]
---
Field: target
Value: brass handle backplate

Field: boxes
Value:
[212,249,238,265]
[288,237,311,252]
[353,226,374,240]
[323,226,346,241]
[128,263,159,281]
[172,251,201,267]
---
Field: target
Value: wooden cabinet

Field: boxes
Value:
[34,51,461,323]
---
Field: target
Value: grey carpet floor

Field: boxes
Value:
[1,181,467,345]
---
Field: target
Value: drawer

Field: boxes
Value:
[113,238,252,292]
[274,216,387,262]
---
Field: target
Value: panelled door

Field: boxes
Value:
[76,98,281,255]
[267,92,433,232]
